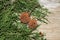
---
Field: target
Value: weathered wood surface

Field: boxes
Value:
[37,7,60,40]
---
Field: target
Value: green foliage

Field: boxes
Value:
[0,0,49,40]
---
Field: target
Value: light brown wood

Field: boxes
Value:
[37,7,60,40]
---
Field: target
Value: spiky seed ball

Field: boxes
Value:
[20,12,31,23]
[28,19,37,29]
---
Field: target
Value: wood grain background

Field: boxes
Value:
[37,7,60,40]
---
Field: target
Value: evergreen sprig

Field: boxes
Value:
[0,0,49,40]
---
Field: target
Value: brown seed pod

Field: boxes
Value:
[20,12,31,23]
[39,32,44,36]
[28,19,37,29]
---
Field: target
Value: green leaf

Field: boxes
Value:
[0,37,5,40]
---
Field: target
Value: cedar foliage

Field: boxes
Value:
[0,0,49,40]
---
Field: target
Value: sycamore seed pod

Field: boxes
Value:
[28,19,37,29]
[20,12,31,23]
